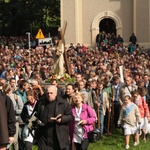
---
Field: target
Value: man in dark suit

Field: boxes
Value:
[35,85,73,150]
[129,33,137,45]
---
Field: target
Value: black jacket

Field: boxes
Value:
[21,101,37,124]
[35,95,73,149]
[0,93,16,145]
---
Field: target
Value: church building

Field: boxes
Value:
[61,0,150,48]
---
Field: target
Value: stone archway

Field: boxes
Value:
[91,11,123,45]
[100,18,116,35]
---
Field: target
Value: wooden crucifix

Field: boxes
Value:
[57,21,71,76]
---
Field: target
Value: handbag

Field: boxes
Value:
[88,128,101,143]
[86,107,101,143]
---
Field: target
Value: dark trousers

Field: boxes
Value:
[114,103,121,128]
[25,141,32,150]
[37,135,70,150]
[38,126,61,150]
[18,135,25,150]
[38,136,60,150]
[74,138,89,150]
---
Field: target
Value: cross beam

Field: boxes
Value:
[58,21,71,75]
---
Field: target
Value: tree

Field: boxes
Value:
[0,0,60,36]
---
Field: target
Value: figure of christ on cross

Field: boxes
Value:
[53,39,65,78]
[53,21,70,78]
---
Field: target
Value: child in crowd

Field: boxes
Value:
[118,94,141,149]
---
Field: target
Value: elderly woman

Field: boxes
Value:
[69,92,96,150]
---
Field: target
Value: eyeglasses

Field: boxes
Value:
[47,92,53,95]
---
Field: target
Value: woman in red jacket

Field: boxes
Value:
[132,90,150,142]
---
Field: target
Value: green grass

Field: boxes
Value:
[88,129,150,150]
[32,129,150,150]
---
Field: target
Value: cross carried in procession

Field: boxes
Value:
[57,21,71,75]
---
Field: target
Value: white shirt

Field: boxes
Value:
[73,106,84,143]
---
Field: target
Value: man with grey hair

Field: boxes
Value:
[119,76,138,105]
[35,85,73,150]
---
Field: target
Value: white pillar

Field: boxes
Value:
[60,0,64,28]
[133,0,136,34]
[116,27,122,37]
[92,27,99,45]
[75,0,83,44]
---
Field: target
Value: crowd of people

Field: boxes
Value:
[0,31,150,150]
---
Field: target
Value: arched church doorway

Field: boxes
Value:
[99,18,116,35]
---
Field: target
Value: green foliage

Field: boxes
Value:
[0,0,60,36]
[88,129,150,150]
